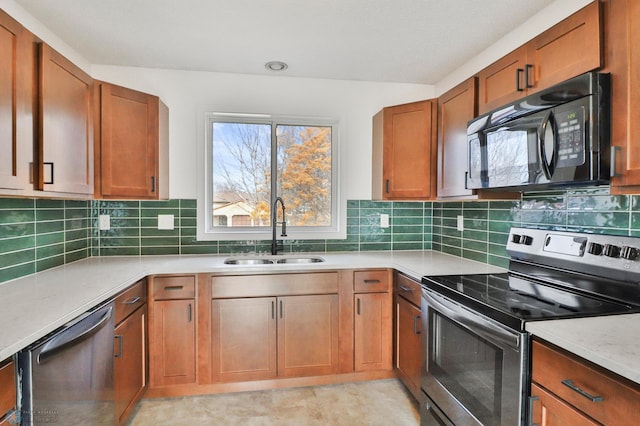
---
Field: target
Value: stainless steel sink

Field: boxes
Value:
[223,255,325,265]
[275,256,325,264]
[224,257,274,265]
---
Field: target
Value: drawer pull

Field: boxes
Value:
[164,285,184,291]
[399,285,413,292]
[364,279,381,284]
[413,315,421,335]
[561,379,604,403]
[122,296,141,305]
[527,396,539,426]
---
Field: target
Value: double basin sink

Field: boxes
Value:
[224,255,325,265]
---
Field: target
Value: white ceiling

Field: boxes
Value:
[14,0,557,85]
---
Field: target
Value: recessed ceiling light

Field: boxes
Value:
[265,61,288,71]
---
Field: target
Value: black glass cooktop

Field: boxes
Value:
[421,271,640,332]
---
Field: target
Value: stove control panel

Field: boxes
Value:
[507,227,640,280]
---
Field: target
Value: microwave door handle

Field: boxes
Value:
[538,111,555,180]
[422,289,520,350]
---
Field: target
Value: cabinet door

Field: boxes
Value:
[375,100,436,200]
[0,11,31,191]
[114,305,146,424]
[0,360,16,422]
[437,77,477,198]
[277,294,339,378]
[527,1,602,93]
[609,0,640,192]
[150,299,195,386]
[395,295,421,400]
[530,383,599,426]
[355,292,392,371]
[211,297,277,382]
[97,82,160,199]
[38,43,93,195]
[477,46,527,115]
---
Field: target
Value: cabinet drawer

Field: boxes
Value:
[394,273,421,306]
[212,272,338,298]
[152,275,196,300]
[532,340,640,425]
[0,360,15,420]
[115,279,147,324]
[354,270,389,293]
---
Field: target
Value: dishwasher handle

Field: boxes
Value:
[37,304,114,364]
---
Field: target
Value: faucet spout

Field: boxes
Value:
[271,197,287,255]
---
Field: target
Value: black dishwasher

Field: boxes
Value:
[18,300,115,425]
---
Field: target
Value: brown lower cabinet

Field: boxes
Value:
[210,294,339,382]
[149,275,197,387]
[531,339,640,426]
[0,359,16,425]
[113,278,148,424]
[393,273,422,400]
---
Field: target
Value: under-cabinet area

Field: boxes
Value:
[145,269,393,398]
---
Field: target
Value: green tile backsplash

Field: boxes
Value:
[2,187,640,284]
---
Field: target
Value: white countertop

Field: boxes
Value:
[526,315,640,385]
[0,250,503,361]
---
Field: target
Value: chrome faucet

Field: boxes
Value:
[271,197,287,255]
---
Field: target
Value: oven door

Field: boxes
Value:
[421,289,528,426]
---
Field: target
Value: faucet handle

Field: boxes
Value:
[281,220,287,237]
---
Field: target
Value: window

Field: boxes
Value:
[197,113,344,241]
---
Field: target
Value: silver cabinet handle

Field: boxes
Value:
[398,285,413,292]
[527,396,539,426]
[123,296,141,305]
[114,334,123,358]
[357,298,361,315]
[413,315,421,335]
[561,379,604,402]
[611,146,622,177]
[187,303,192,323]
[364,279,381,284]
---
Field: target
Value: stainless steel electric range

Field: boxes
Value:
[420,227,640,425]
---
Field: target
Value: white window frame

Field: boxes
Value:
[197,111,346,241]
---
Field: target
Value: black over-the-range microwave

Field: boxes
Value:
[466,72,611,191]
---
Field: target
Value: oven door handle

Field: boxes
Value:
[423,289,520,350]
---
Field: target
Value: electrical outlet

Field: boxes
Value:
[380,213,390,228]
[157,214,175,230]
[99,214,110,231]
[457,215,464,232]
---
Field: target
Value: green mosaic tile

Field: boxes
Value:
[107,217,140,228]
[35,221,64,234]
[392,217,423,226]
[66,249,89,263]
[488,220,518,233]
[0,236,35,254]
[0,262,35,283]
[567,211,629,229]
[441,202,463,210]
[141,236,180,246]
[100,237,140,247]
[440,245,462,257]
[464,201,489,209]
[463,209,488,220]
[463,229,488,242]
[567,194,629,211]
[347,200,359,209]
[180,208,197,219]
[140,208,179,218]
[488,242,509,258]
[36,243,64,259]
[141,246,180,255]
[0,198,34,209]
[463,239,488,253]
[35,232,64,246]
[488,255,509,269]
[359,200,391,209]
[0,223,34,238]
[488,231,510,245]
[180,199,197,208]
[488,201,520,210]
[36,199,64,208]
[100,228,140,238]
[65,239,89,252]
[35,209,65,221]
[0,210,34,225]
[393,242,423,250]
[519,210,566,226]
[0,249,34,269]
[100,247,140,256]
[465,218,488,231]
[360,242,391,251]
[141,199,180,208]
[141,227,180,238]
[462,249,487,263]
[441,208,462,218]
[359,233,391,243]
[289,240,326,252]
[181,245,219,255]
[392,234,422,242]
[36,255,64,272]
[441,236,462,248]
[326,242,360,252]
[180,218,196,227]
[392,224,423,234]
[98,201,140,210]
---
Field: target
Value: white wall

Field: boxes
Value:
[90,66,435,199]
[436,0,594,95]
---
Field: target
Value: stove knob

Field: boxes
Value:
[511,234,522,244]
[621,246,639,261]
[521,235,533,245]
[587,242,603,255]
[603,244,621,258]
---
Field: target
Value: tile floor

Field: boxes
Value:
[129,379,420,425]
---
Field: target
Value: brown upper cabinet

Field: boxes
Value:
[478,1,602,115]
[94,82,169,199]
[0,11,32,193]
[38,43,94,196]
[437,77,477,199]
[372,99,437,200]
[605,0,640,193]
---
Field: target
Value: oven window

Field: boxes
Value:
[485,129,532,185]
[429,311,502,426]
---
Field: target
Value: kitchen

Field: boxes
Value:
[1,0,640,425]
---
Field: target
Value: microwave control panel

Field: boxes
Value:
[555,107,585,167]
